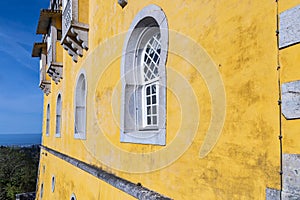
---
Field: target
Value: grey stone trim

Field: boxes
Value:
[55,92,62,138]
[74,69,87,140]
[61,0,89,63]
[279,5,300,49]
[266,188,280,200]
[281,80,300,119]
[282,192,300,200]
[283,154,300,196]
[120,4,168,145]
[40,145,172,200]
[48,62,63,84]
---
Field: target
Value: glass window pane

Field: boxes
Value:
[147,117,151,125]
[153,106,157,114]
[147,106,151,115]
[153,116,157,125]
[152,84,156,94]
[147,97,151,105]
[152,95,156,104]
[146,86,150,95]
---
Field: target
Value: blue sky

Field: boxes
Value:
[0,0,49,134]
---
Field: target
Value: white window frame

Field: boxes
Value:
[40,183,44,199]
[46,104,50,136]
[70,193,77,200]
[120,5,168,145]
[55,93,62,137]
[74,69,87,139]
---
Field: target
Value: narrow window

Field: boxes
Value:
[71,193,76,200]
[40,183,44,199]
[46,104,50,136]
[74,71,87,139]
[56,94,62,137]
[51,176,55,192]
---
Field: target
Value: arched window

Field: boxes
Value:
[56,94,62,137]
[46,104,50,136]
[40,183,44,199]
[51,175,56,192]
[74,70,87,139]
[70,193,76,200]
[120,5,168,145]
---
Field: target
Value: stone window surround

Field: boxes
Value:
[55,92,62,137]
[51,175,56,192]
[120,4,168,145]
[70,193,76,200]
[40,183,44,199]
[74,69,87,140]
[46,104,50,136]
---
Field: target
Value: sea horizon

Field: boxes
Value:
[0,133,42,146]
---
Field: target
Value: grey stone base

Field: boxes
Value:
[266,154,300,200]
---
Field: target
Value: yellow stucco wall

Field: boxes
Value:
[38,0,300,199]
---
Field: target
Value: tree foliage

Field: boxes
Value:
[0,145,40,200]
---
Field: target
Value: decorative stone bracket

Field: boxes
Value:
[61,0,89,62]
[47,62,63,84]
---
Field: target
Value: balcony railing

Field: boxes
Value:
[62,0,72,40]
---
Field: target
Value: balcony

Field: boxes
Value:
[37,9,63,84]
[32,43,51,95]
[61,0,89,62]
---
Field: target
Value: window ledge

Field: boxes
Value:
[120,129,166,146]
[74,133,86,140]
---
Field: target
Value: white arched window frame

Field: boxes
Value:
[70,193,77,200]
[51,175,56,192]
[40,183,44,199]
[120,5,168,145]
[74,69,87,139]
[46,104,50,136]
[55,93,62,137]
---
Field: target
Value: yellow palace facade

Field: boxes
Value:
[32,0,300,199]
